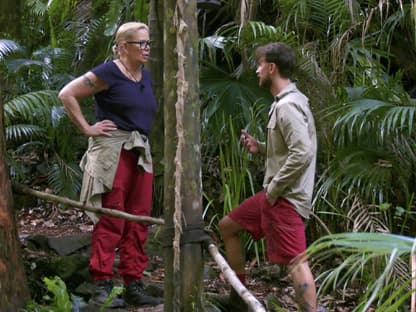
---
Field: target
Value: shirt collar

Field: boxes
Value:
[274,82,297,102]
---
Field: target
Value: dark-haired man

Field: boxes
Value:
[219,42,318,311]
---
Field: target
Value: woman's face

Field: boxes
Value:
[124,28,151,64]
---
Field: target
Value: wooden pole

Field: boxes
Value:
[163,0,204,311]
[207,244,266,312]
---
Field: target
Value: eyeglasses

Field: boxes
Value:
[126,40,152,49]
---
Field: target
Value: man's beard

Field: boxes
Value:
[260,76,272,89]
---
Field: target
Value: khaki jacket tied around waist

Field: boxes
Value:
[79,129,152,223]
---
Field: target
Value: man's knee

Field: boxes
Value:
[218,216,230,236]
[218,216,240,238]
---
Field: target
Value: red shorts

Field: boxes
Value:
[228,190,306,264]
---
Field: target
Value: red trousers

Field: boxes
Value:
[89,148,153,284]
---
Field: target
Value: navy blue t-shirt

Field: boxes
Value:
[91,61,157,135]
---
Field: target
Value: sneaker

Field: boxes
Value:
[88,279,126,308]
[124,280,163,306]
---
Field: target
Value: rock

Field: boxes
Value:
[48,233,91,256]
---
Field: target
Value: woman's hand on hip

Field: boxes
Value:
[85,120,117,137]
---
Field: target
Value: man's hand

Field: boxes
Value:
[240,129,259,154]
[84,119,117,137]
[265,191,276,206]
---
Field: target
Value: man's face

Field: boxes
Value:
[256,57,272,88]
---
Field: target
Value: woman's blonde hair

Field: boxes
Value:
[112,22,149,58]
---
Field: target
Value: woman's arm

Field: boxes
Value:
[58,71,117,137]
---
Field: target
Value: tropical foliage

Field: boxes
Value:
[1,0,416,310]
[199,1,416,310]
[307,233,415,311]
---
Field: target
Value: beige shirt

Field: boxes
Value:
[79,129,152,222]
[259,83,317,219]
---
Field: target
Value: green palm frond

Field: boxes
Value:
[199,35,225,66]
[339,38,390,85]
[308,232,415,311]
[5,57,51,75]
[200,21,293,134]
[316,70,416,213]
[200,21,297,76]
[31,47,74,85]
[279,0,350,39]
[4,90,60,125]
[46,0,77,23]
[201,65,270,125]
[27,0,50,16]
[224,21,297,70]
[308,0,333,35]
[279,0,309,33]
[237,21,297,47]
[50,106,67,128]
[360,1,415,50]
[315,148,393,203]
[332,98,416,145]
[374,277,413,312]
[6,124,46,143]
[76,16,112,66]
[390,135,416,202]
[322,74,416,147]
[0,39,22,59]
[377,3,414,49]
[1,42,76,92]
[48,155,82,200]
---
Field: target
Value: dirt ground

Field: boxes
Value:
[17,204,357,311]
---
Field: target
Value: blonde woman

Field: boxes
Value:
[59,22,162,308]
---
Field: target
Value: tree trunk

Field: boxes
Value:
[0,87,30,310]
[163,0,204,311]
[148,0,165,216]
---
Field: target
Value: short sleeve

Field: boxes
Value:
[91,62,114,85]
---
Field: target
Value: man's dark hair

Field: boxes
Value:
[255,42,297,79]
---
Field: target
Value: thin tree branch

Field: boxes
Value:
[12,182,165,225]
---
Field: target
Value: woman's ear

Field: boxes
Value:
[119,40,128,53]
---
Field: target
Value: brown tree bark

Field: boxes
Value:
[0,87,30,310]
[163,0,204,311]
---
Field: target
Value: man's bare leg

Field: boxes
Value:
[218,216,245,275]
[218,216,249,310]
[288,261,317,312]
